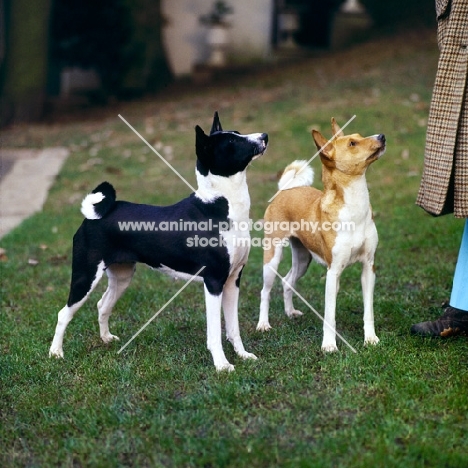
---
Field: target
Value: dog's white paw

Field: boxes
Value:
[321,344,338,353]
[49,348,64,358]
[364,335,380,346]
[216,362,235,372]
[239,351,258,361]
[256,321,272,332]
[101,333,120,344]
[286,309,303,318]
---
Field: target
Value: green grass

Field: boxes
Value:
[1,28,468,467]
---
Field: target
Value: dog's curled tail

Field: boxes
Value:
[278,160,314,191]
[81,182,116,220]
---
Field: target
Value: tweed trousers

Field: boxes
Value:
[416,0,468,217]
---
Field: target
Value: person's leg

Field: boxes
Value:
[411,220,468,336]
[450,219,468,311]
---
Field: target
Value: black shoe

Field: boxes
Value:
[410,306,468,337]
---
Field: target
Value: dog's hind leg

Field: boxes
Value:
[361,260,379,346]
[222,266,257,361]
[257,242,284,331]
[97,263,135,344]
[283,236,312,318]
[49,259,106,358]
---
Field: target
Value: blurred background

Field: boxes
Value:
[0,0,434,128]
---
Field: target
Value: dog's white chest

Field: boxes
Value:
[196,170,251,272]
[333,180,378,265]
[222,192,251,272]
[336,218,376,261]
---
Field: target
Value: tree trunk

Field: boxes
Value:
[0,0,52,126]
[121,0,172,96]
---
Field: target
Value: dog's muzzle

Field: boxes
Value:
[254,133,269,158]
[368,134,386,160]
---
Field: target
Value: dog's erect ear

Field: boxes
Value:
[331,118,344,138]
[312,129,333,160]
[195,125,210,156]
[196,125,211,159]
[210,111,223,135]
[195,125,207,142]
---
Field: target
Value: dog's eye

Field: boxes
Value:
[349,141,356,147]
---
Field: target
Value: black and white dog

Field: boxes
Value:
[49,112,268,371]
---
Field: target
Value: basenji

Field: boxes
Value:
[257,118,385,351]
[49,112,268,371]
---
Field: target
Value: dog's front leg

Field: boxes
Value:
[361,260,379,345]
[322,268,340,352]
[204,285,234,372]
[222,269,257,362]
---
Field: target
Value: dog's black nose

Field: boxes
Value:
[261,133,269,145]
[377,134,386,143]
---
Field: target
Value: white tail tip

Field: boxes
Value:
[278,160,314,190]
[81,192,105,219]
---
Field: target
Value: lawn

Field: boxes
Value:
[1,27,467,467]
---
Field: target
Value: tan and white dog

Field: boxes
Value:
[257,118,385,351]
